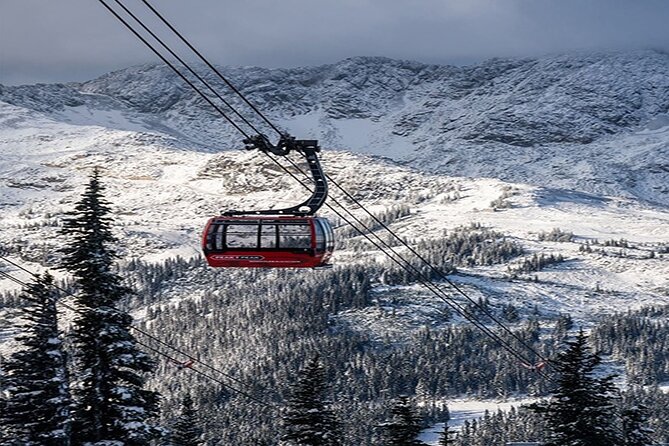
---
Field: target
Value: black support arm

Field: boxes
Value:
[223,135,328,216]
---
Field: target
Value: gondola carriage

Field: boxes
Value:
[203,216,334,268]
[202,136,335,269]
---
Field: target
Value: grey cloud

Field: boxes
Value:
[1,0,668,85]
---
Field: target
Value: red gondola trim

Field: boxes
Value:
[201,216,333,269]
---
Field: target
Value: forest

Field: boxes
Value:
[1,173,668,445]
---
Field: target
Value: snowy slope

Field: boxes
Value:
[0,96,667,325]
[1,50,668,205]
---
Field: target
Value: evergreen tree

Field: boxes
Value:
[379,395,427,446]
[60,169,160,445]
[0,359,8,444]
[622,404,654,446]
[170,393,203,445]
[437,421,456,446]
[530,330,620,446]
[0,360,6,443]
[0,274,71,445]
[623,386,669,442]
[281,356,341,445]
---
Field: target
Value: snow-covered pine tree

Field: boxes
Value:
[0,360,6,443]
[623,386,669,442]
[0,273,71,445]
[379,395,427,446]
[59,168,160,445]
[281,356,341,446]
[530,330,620,446]
[0,359,9,444]
[437,421,456,446]
[622,404,654,446]
[169,393,203,445]
[454,420,473,446]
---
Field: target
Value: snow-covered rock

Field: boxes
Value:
[1,50,668,204]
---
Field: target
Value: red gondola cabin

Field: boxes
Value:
[202,216,334,268]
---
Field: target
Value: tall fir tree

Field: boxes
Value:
[60,168,160,445]
[530,330,620,446]
[0,274,71,445]
[379,395,427,446]
[170,393,203,445]
[281,356,341,446]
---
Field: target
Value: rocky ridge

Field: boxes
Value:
[1,50,668,204]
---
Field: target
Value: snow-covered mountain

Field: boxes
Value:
[2,51,669,445]
[0,99,667,323]
[1,50,668,314]
[1,50,668,205]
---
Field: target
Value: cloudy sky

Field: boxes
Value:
[1,0,668,85]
